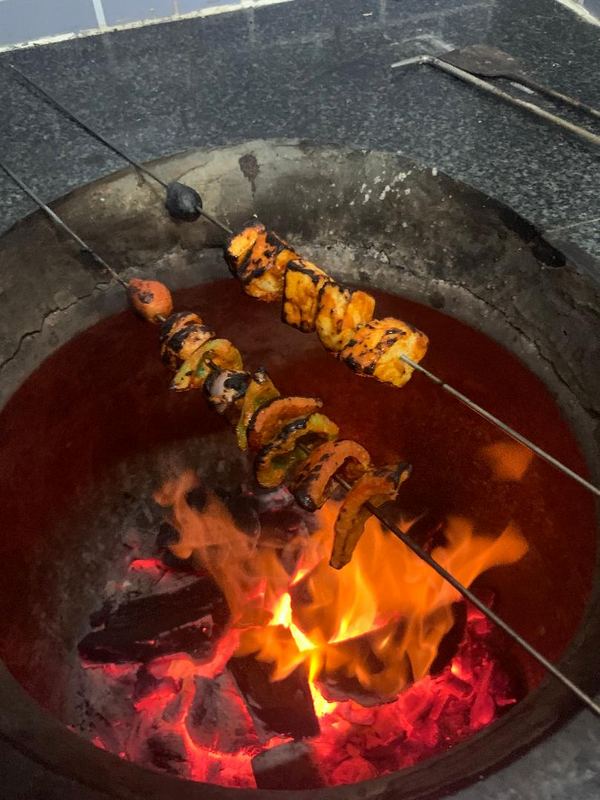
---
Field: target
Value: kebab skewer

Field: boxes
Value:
[129,279,411,569]
[225,222,429,389]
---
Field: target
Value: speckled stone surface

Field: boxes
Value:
[0,0,599,259]
[0,2,599,799]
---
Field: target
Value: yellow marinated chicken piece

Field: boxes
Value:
[339,317,429,388]
[282,259,329,332]
[225,222,297,302]
[316,281,376,352]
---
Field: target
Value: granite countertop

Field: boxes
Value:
[0,2,599,799]
[0,0,599,257]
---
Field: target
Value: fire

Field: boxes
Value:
[157,472,528,701]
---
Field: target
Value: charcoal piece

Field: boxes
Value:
[165,181,202,221]
[252,742,324,789]
[228,655,319,741]
[215,489,260,537]
[156,521,179,549]
[185,484,208,512]
[134,665,180,702]
[186,672,257,753]
[79,578,229,664]
[430,602,467,675]
[146,731,189,775]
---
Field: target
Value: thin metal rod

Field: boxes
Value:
[7,63,232,236]
[391,55,600,148]
[516,75,600,121]
[2,168,597,718]
[370,498,600,717]
[0,158,128,288]
[401,355,600,498]
[311,456,600,717]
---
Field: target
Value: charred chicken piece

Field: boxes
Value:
[171,339,243,391]
[161,323,216,369]
[225,222,297,302]
[225,221,265,277]
[127,279,173,323]
[339,317,429,388]
[282,260,329,332]
[159,311,203,343]
[315,281,376,352]
[330,463,411,569]
[247,396,324,452]
[255,413,339,488]
[204,369,251,415]
[293,440,371,512]
[235,368,280,451]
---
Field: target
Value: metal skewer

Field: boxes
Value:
[3,68,599,499]
[401,356,600,498]
[390,55,600,148]
[1,160,598,718]
[0,158,128,288]
[6,63,232,236]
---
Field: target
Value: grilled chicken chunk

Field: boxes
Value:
[161,323,216,369]
[128,279,173,323]
[315,281,375,352]
[225,222,297,302]
[339,317,429,388]
[330,463,411,569]
[282,260,329,332]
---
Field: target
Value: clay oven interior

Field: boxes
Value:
[0,142,598,799]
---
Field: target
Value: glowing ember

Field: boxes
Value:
[81,471,528,786]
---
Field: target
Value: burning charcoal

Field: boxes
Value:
[228,656,319,741]
[330,756,377,785]
[134,665,180,703]
[146,731,189,775]
[165,181,202,221]
[252,742,324,789]
[156,521,179,548]
[186,672,258,753]
[185,484,208,512]
[79,577,229,664]
[215,489,260,537]
[430,602,467,675]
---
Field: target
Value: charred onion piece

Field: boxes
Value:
[171,339,243,391]
[204,369,251,414]
[161,323,216,369]
[293,440,371,512]
[340,317,429,388]
[236,368,280,451]
[282,260,329,332]
[330,463,411,569]
[316,281,376,352]
[127,279,173,323]
[255,413,339,488]
[247,396,324,452]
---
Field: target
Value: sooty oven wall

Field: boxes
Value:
[0,142,598,800]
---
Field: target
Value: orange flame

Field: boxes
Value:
[157,472,528,701]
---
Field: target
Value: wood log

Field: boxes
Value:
[79,577,229,664]
[228,655,320,741]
